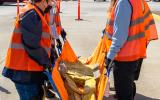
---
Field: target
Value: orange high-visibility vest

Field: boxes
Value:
[45,11,50,25]
[45,6,62,35]
[143,0,158,42]
[105,0,157,61]
[5,3,52,71]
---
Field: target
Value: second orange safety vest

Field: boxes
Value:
[5,4,52,71]
[105,0,158,61]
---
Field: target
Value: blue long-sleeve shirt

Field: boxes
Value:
[107,0,132,60]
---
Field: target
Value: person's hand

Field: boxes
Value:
[105,58,113,76]
[61,29,67,40]
[105,57,112,71]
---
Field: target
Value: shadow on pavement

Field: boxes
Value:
[135,93,160,100]
[0,86,11,94]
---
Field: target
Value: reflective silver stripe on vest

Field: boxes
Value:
[42,32,51,39]
[107,10,152,27]
[9,43,51,53]
[130,17,144,26]
[105,31,145,41]
[143,10,152,19]
[9,43,24,49]
[145,20,155,30]
[13,28,51,39]
[127,32,145,41]
[130,10,151,26]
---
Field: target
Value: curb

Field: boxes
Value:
[153,14,160,21]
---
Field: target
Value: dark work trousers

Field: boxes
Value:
[113,60,138,100]
[134,58,143,80]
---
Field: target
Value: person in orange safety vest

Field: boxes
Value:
[2,0,54,99]
[103,0,158,100]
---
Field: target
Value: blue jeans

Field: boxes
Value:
[14,83,44,100]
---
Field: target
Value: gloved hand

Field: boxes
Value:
[61,29,67,40]
[105,57,112,71]
[105,58,113,76]
[56,38,62,49]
